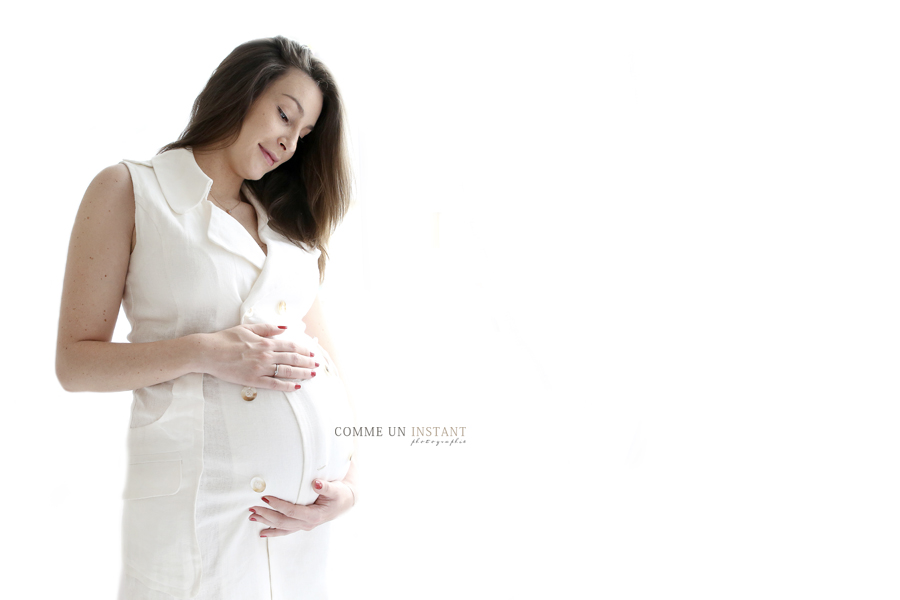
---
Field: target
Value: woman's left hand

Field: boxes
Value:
[249,478,356,537]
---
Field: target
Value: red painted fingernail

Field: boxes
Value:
[262,497,270,504]
[249,508,256,513]
[311,372,316,377]
[309,352,315,357]
[314,480,323,490]
[295,384,302,389]
[277,325,287,329]
[250,517,257,521]
[260,534,267,538]
[315,362,319,367]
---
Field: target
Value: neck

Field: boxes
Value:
[191,147,244,203]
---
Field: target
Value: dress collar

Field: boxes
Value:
[150,147,211,215]
[149,147,269,229]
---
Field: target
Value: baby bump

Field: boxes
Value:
[201,332,353,506]
[291,334,355,493]
[200,376,306,504]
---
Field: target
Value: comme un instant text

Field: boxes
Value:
[334,426,466,437]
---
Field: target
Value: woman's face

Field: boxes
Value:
[226,67,324,180]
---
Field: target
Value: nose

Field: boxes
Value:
[278,136,295,156]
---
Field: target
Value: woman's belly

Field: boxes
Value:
[199,330,354,510]
[135,331,354,596]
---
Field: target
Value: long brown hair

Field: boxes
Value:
[160,36,352,282]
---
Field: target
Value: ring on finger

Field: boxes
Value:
[274,364,280,377]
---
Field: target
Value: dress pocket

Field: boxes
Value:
[122,458,201,596]
[122,460,182,500]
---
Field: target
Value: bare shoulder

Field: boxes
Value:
[85,163,134,206]
[66,163,136,262]
[76,163,135,240]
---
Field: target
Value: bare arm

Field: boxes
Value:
[301,294,358,415]
[55,163,200,392]
[55,164,314,393]
[301,295,345,381]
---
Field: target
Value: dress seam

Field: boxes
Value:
[266,538,274,600]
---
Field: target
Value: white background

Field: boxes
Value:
[1,1,899,598]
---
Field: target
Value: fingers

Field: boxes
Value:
[265,343,318,383]
[259,528,291,538]
[263,495,322,526]
[312,479,345,501]
[250,504,317,529]
[247,488,350,539]
[269,339,315,357]
[259,495,298,518]
[256,344,318,387]
[258,377,306,393]
[263,339,317,380]
[313,478,331,496]
[244,323,288,338]
[248,508,280,528]
[310,479,355,512]
[272,351,318,370]
[262,495,319,523]
[250,506,298,530]
[265,365,316,381]
[221,324,317,391]
[241,325,313,357]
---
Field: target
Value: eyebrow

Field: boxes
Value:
[282,94,315,131]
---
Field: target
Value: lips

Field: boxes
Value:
[259,144,278,166]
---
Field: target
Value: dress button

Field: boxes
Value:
[246,307,254,316]
[277,300,287,315]
[250,476,266,493]
[241,386,257,401]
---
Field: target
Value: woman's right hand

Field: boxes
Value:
[198,324,318,392]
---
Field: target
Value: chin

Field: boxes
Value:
[242,166,268,181]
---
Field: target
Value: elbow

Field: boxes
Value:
[55,351,82,393]
[55,363,76,393]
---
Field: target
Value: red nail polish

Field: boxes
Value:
[249,508,256,513]
[309,352,315,357]
[250,517,257,521]
[314,480,323,490]
[295,384,302,389]
[260,534,267,538]
[262,497,270,504]
[315,362,319,367]
[278,325,287,329]
[311,372,316,377]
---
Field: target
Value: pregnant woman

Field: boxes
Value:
[55,36,358,599]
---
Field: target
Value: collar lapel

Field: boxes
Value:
[208,182,268,271]
[150,148,210,214]
[240,189,321,314]
[152,147,267,271]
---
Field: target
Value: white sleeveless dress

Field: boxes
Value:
[115,148,354,599]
